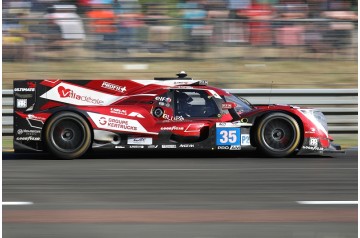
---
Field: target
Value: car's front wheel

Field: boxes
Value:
[256,113,301,157]
[44,112,92,159]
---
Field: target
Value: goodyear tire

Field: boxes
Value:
[44,112,92,159]
[256,113,301,158]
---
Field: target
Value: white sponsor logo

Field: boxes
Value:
[17,99,27,108]
[179,144,195,148]
[148,145,159,149]
[14,88,35,92]
[16,136,41,141]
[130,145,144,149]
[162,113,184,121]
[217,146,230,150]
[208,89,221,99]
[155,96,171,102]
[160,126,184,131]
[309,138,318,146]
[230,145,241,150]
[241,135,251,146]
[17,129,41,135]
[115,146,126,149]
[127,137,153,145]
[110,108,127,115]
[128,112,145,118]
[216,122,238,128]
[101,81,126,93]
[88,112,153,134]
[162,145,176,148]
[40,82,121,106]
[302,146,324,151]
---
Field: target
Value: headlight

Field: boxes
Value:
[299,109,328,133]
[313,110,328,132]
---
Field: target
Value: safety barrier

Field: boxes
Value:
[2,88,357,136]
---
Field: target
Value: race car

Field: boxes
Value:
[13,72,342,159]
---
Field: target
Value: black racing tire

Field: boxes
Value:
[256,113,301,158]
[44,112,92,159]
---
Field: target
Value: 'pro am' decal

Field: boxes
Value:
[40,82,122,106]
[88,112,157,135]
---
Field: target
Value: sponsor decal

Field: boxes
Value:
[160,126,184,131]
[15,93,33,99]
[115,146,126,149]
[127,137,153,145]
[40,82,120,106]
[17,99,27,108]
[184,124,204,133]
[101,81,126,93]
[216,128,241,146]
[216,122,240,128]
[309,138,318,147]
[16,136,41,141]
[128,112,145,118]
[217,146,230,150]
[130,145,144,149]
[57,85,104,105]
[99,117,107,125]
[147,145,159,149]
[17,129,41,136]
[162,145,176,149]
[302,146,324,151]
[162,113,184,121]
[88,112,152,134]
[208,90,221,99]
[155,96,172,103]
[230,145,241,150]
[222,102,235,110]
[110,108,127,115]
[241,134,251,146]
[179,144,195,148]
[14,88,35,92]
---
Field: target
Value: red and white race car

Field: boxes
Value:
[13,72,342,159]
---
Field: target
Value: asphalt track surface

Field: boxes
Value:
[3,149,358,238]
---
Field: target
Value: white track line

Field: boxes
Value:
[297,201,358,205]
[102,168,356,171]
[2,201,34,206]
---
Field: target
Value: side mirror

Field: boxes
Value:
[222,102,237,110]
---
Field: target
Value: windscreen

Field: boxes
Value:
[223,94,253,113]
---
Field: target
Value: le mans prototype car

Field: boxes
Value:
[13,72,341,159]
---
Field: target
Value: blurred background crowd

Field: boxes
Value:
[3,0,358,61]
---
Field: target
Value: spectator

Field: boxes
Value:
[115,0,144,49]
[241,0,275,46]
[275,0,308,48]
[321,0,357,57]
[45,5,86,41]
[144,3,173,52]
[178,1,210,52]
[226,0,251,43]
[87,3,117,50]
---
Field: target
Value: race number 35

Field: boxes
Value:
[216,128,240,146]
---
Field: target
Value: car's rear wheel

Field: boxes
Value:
[256,113,301,157]
[44,112,92,159]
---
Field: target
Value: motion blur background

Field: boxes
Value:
[2,0,358,90]
[2,2,358,237]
